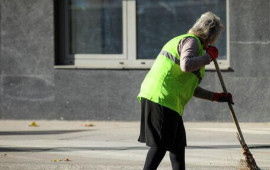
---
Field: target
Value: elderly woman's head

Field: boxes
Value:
[188,11,224,48]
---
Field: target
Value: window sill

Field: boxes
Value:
[54,60,231,70]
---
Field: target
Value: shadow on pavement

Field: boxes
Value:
[0,145,269,152]
[0,130,92,136]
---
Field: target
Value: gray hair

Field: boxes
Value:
[188,11,225,43]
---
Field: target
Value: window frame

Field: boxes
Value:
[55,0,230,70]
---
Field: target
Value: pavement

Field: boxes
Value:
[0,120,269,170]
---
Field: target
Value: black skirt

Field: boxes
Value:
[138,98,186,153]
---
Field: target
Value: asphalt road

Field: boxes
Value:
[0,120,269,170]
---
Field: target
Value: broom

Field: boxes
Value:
[213,59,260,170]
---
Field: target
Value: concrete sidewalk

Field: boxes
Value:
[0,120,269,170]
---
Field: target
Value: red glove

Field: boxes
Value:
[213,92,234,104]
[206,46,218,60]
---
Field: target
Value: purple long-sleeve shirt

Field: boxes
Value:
[178,37,214,101]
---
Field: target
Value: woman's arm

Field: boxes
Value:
[193,86,214,101]
[179,37,211,72]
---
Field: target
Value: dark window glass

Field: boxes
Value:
[136,0,226,59]
[70,0,122,54]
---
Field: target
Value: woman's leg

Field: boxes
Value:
[143,147,166,170]
[169,147,185,170]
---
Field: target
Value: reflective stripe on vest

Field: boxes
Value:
[159,50,202,84]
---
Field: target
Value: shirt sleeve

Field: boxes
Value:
[178,37,211,72]
[193,86,215,101]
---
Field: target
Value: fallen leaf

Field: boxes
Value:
[29,121,39,127]
[52,159,61,162]
[52,158,70,162]
[64,158,70,161]
[82,123,94,127]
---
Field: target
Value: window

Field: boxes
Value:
[55,0,229,70]
[70,0,123,54]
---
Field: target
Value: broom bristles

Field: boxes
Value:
[236,133,260,170]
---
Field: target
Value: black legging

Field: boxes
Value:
[143,147,185,170]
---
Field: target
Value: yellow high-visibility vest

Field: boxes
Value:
[138,34,205,116]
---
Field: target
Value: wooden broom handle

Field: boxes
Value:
[213,59,246,145]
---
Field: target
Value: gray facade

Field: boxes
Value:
[0,0,269,121]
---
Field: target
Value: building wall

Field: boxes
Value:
[0,0,269,121]
[0,0,55,119]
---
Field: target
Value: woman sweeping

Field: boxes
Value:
[137,11,234,170]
